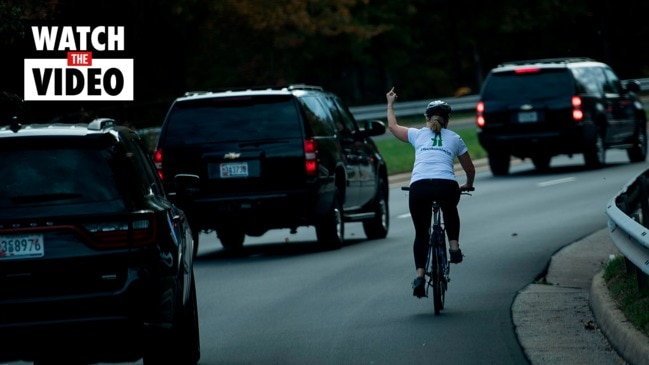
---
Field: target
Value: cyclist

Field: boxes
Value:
[385,87,475,298]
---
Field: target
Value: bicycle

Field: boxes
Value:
[401,185,474,315]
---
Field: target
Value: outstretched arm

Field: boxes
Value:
[386,87,409,143]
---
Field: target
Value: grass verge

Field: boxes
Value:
[375,120,487,176]
[603,256,649,337]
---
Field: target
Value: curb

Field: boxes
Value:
[591,272,649,365]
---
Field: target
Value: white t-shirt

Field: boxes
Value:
[407,127,468,184]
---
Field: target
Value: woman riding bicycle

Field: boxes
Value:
[385,87,475,298]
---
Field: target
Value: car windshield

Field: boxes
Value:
[164,95,303,144]
[482,69,574,101]
[0,146,124,209]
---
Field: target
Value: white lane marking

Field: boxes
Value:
[398,213,411,219]
[537,177,576,187]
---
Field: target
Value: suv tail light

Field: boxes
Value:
[304,139,318,176]
[82,211,157,249]
[476,101,485,128]
[153,148,164,180]
[571,96,584,121]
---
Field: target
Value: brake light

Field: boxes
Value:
[514,67,540,74]
[83,211,156,249]
[153,148,164,180]
[304,139,318,176]
[571,96,583,121]
[476,101,485,128]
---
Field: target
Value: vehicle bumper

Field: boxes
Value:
[0,266,176,362]
[478,125,597,157]
[184,188,334,231]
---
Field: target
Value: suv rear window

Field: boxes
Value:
[0,147,122,209]
[482,69,574,101]
[164,95,303,144]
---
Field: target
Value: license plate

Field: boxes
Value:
[0,234,45,259]
[220,162,249,178]
[518,111,538,123]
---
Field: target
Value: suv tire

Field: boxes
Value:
[217,227,245,250]
[488,152,511,176]
[584,128,605,168]
[531,154,552,171]
[144,276,200,365]
[315,187,344,249]
[363,180,389,239]
[627,124,648,162]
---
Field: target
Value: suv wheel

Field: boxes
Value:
[488,152,510,176]
[217,228,245,250]
[144,275,200,365]
[316,188,344,249]
[531,154,551,172]
[627,124,647,162]
[584,129,605,168]
[363,180,389,239]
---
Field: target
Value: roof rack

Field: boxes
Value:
[498,57,595,67]
[287,84,323,91]
[182,84,324,97]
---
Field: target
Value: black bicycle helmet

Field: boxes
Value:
[425,100,452,119]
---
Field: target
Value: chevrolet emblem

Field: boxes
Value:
[224,152,241,160]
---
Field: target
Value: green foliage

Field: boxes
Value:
[603,256,649,337]
[4,0,649,124]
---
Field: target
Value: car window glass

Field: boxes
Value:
[299,96,335,137]
[164,96,302,145]
[0,147,123,209]
[571,67,602,95]
[320,96,356,135]
[602,67,622,94]
[482,70,573,101]
[334,97,358,132]
[123,133,164,197]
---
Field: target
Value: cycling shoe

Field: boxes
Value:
[412,276,426,298]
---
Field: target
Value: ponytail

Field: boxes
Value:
[429,120,442,134]
[426,115,445,134]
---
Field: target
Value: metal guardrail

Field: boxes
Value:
[350,95,478,121]
[606,169,649,288]
[351,78,649,121]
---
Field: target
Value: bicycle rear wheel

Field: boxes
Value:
[430,229,446,315]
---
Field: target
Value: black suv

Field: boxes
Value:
[0,118,200,364]
[154,84,389,252]
[476,57,647,175]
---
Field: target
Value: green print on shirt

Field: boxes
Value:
[431,134,443,147]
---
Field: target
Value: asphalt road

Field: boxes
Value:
[6,149,644,365]
[184,149,644,364]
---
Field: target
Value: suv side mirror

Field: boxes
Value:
[174,174,200,200]
[625,80,641,94]
[359,120,386,137]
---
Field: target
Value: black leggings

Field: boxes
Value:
[408,179,461,270]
